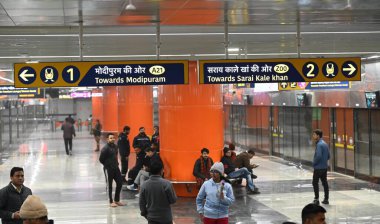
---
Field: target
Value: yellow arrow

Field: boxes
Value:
[343,64,356,76]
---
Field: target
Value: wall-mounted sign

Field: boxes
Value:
[0,86,42,98]
[199,58,360,84]
[278,81,351,90]
[14,61,189,88]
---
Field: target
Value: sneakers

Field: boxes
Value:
[135,194,140,198]
[247,188,260,195]
[322,199,329,205]
[251,174,258,179]
[126,184,138,191]
[313,199,320,205]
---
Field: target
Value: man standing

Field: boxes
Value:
[0,167,33,224]
[61,117,76,156]
[312,129,330,205]
[99,133,125,207]
[93,119,102,152]
[139,161,177,224]
[118,126,131,181]
[133,127,151,151]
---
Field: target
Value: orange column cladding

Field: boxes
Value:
[159,61,223,197]
[91,88,103,127]
[117,86,153,168]
[102,86,118,133]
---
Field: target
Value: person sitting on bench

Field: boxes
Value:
[221,147,260,194]
[193,148,214,189]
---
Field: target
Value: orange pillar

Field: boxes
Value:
[102,86,118,133]
[91,88,103,127]
[117,86,153,168]
[159,61,223,197]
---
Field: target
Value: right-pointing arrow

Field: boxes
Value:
[343,64,356,76]
[20,69,35,82]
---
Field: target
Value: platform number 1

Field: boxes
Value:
[62,66,80,84]
[302,62,319,79]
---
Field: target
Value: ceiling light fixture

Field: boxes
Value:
[125,0,136,10]
[227,48,240,52]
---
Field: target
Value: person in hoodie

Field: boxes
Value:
[133,127,151,152]
[221,147,260,194]
[117,126,131,180]
[196,162,235,224]
[99,133,125,208]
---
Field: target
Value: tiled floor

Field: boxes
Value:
[1,126,380,223]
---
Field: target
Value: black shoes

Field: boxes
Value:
[313,199,320,205]
[251,174,258,179]
[322,199,329,204]
[247,188,260,195]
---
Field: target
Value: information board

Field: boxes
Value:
[14,61,189,88]
[199,58,360,84]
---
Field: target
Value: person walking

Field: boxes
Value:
[0,167,33,224]
[196,162,235,224]
[139,161,177,224]
[93,119,102,152]
[61,117,76,156]
[99,133,125,207]
[118,126,131,181]
[312,129,330,205]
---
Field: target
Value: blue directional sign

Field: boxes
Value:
[14,61,189,88]
[199,58,361,84]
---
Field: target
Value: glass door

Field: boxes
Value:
[333,108,355,175]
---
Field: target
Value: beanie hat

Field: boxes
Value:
[223,147,230,155]
[210,162,224,175]
[20,195,48,219]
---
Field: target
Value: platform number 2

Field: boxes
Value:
[302,62,319,79]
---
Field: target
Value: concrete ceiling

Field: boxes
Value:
[0,0,380,85]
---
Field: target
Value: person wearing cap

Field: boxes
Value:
[193,148,214,189]
[0,167,32,224]
[196,162,235,224]
[221,147,260,194]
[19,195,49,224]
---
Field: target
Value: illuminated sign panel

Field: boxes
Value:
[199,58,360,84]
[14,61,189,88]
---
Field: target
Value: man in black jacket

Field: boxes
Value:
[193,148,214,188]
[118,126,131,180]
[0,167,32,224]
[133,127,151,151]
[99,133,125,207]
[221,147,260,194]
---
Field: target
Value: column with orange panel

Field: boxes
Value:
[102,86,118,134]
[91,88,103,128]
[159,61,223,197]
[117,86,153,168]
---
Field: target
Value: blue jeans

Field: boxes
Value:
[227,167,256,191]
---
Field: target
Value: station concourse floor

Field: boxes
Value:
[1,126,380,224]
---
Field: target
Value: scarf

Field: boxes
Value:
[200,156,212,179]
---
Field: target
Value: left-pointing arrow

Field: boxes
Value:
[20,69,35,82]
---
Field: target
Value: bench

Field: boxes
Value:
[170,181,197,193]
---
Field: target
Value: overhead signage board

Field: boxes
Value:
[278,81,351,90]
[14,61,189,88]
[0,86,42,98]
[199,58,360,84]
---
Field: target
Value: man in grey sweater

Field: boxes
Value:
[139,161,177,224]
